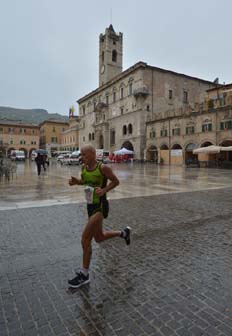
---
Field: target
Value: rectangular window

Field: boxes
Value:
[120,107,124,115]
[202,123,212,132]
[113,91,116,103]
[110,129,115,145]
[51,137,57,143]
[120,87,124,99]
[150,130,156,138]
[172,128,180,136]
[183,90,188,103]
[106,95,109,105]
[169,90,173,99]
[160,129,168,137]
[0,127,3,133]
[53,127,56,132]
[225,120,232,129]
[129,83,133,96]
[186,126,195,134]
[220,122,224,130]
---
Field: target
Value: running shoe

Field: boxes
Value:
[68,271,89,288]
[122,226,131,245]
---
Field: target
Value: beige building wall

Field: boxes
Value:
[39,120,69,155]
[0,122,40,157]
[61,116,79,151]
[146,84,232,165]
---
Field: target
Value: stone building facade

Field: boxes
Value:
[146,83,232,165]
[0,120,40,157]
[77,25,216,161]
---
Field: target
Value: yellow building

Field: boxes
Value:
[39,120,69,156]
[0,120,40,158]
[61,115,80,152]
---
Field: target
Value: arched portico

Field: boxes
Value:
[122,141,134,151]
[185,143,198,165]
[219,139,232,165]
[170,144,183,165]
[200,141,214,147]
[160,143,169,164]
[146,145,158,162]
[99,134,104,149]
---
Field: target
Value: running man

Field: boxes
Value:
[68,144,131,288]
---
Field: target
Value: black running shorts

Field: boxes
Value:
[87,198,109,219]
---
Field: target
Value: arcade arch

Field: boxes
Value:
[185,143,198,164]
[146,145,158,162]
[122,141,134,151]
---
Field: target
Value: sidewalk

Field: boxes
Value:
[0,188,232,336]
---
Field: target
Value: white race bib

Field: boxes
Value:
[84,186,94,204]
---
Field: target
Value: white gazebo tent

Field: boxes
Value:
[220,146,232,151]
[114,147,134,155]
[193,145,221,154]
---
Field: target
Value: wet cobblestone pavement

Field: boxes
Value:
[1,187,232,336]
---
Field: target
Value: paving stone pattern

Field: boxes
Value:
[0,188,232,336]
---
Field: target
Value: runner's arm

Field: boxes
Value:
[96,164,119,196]
[69,174,84,186]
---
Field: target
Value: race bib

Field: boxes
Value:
[84,186,94,204]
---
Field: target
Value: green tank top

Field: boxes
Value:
[82,162,107,204]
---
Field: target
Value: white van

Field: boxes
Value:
[96,149,110,163]
[31,151,37,161]
[11,150,26,161]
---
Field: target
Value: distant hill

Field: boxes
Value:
[0,106,69,124]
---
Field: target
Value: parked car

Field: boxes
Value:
[10,150,26,161]
[57,154,65,162]
[60,154,71,165]
[67,151,82,165]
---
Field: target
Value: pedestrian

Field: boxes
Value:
[35,153,44,176]
[45,155,50,167]
[68,144,131,288]
[42,155,46,171]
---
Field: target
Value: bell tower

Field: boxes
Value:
[99,25,123,86]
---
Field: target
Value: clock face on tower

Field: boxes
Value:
[101,64,105,74]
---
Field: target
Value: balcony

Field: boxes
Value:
[133,86,149,98]
[94,102,108,112]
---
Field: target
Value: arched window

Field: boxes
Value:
[101,51,104,63]
[89,133,91,141]
[128,124,133,134]
[92,133,95,141]
[112,50,117,62]
[123,125,127,135]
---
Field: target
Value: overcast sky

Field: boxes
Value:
[0,0,231,116]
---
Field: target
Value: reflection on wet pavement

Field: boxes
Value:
[1,159,232,210]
